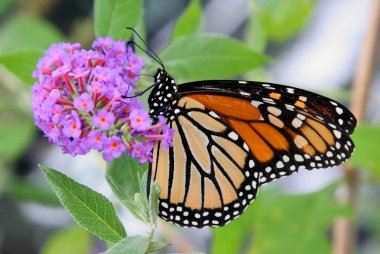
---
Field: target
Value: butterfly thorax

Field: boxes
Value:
[148,69,179,121]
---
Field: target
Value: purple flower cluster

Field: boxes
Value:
[32,37,173,163]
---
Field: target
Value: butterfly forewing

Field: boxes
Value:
[178,80,356,185]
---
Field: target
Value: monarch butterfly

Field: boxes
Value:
[145,67,356,228]
[126,28,356,228]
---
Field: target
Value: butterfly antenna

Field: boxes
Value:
[127,41,165,70]
[122,82,158,99]
[126,27,165,69]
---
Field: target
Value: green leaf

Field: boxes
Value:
[0,117,35,160]
[158,34,270,82]
[146,240,167,253]
[0,16,64,53]
[212,185,347,254]
[258,0,316,41]
[39,164,127,242]
[349,124,380,177]
[106,156,146,202]
[7,178,60,206]
[246,2,266,53]
[106,157,149,223]
[41,226,92,254]
[94,0,142,40]
[0,49,44,84]
[148,181,160,226]
[0,0,16,16]
[172,0,203,39]
[102,236,149,254]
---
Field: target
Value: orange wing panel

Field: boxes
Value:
[187,94,262,121]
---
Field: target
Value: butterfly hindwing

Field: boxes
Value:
[149,95,259,228]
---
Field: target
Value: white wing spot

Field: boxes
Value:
[295,154,304,162]
[285,104,295,111]
[249,160,255,168]
[260,177,267,183]
[239,91,250,96]
[239,81,247,84]
[209,111,220,119]
[268,106,282,116]
[251,100,263,107]
[276,161,285,168]
[292,118,303,128]
[333,130,342,139]
[299,96,307,102]
[336,107,344,114]
[287,88,295,94]
[228,132,239,140]
[297,114,306,120]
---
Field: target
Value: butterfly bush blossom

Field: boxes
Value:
[31,37,173,163]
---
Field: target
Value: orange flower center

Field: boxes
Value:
[111,142,118,149]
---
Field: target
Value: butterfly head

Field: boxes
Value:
[148,69,179,120]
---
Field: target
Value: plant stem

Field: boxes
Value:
[332,0,380,253]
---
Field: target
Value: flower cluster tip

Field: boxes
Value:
[32,37,173,163]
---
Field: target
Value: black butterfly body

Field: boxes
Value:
[147,68,356,228]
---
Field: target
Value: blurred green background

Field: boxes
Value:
[0,0,379,253]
